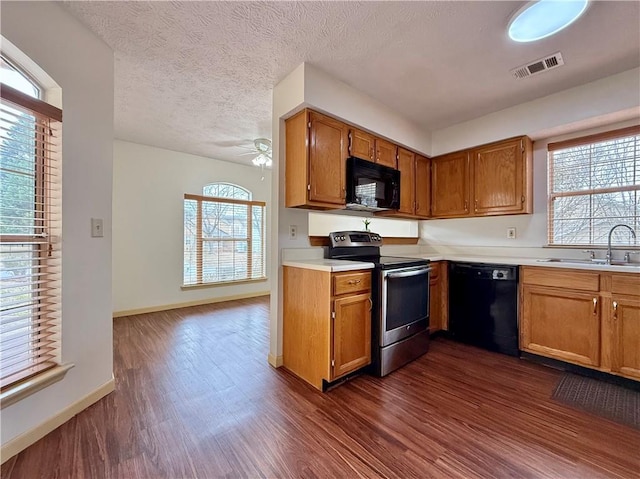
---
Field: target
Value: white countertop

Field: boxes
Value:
[283,255,640,274]
[282,258,375,272]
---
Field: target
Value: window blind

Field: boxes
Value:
[183,193,266,286]
[1,84,62,388]
[548,126,640,246]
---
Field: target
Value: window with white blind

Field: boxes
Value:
[1,58,62,389]
[183,183,266,286]
[548,126,640,246]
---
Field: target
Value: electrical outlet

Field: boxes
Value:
[506,227,516,239]
[289,225,297,240]
[91,218,104,237]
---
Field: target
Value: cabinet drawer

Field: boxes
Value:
[611,274,640,296]
[521,267,600,292]
[333,272,371,295]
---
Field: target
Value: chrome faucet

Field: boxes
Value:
[607,224,637,264]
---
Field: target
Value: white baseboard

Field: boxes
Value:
[113,291,270,318]
[268,354,283,368]
[1,376,115,464]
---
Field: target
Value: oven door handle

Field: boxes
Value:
[384,267,431,280]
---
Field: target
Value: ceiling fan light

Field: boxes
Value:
[252,153,272,167]
[508,0,589,43]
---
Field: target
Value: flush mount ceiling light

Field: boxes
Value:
[508,0,589,43]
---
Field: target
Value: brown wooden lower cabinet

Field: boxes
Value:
[520,267,639,382]
[611,296,640,380]
[429,261,448,332]
[333,293,371,378]
[520,285,600,367]
[283,266,372,390]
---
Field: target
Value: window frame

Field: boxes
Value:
[1,82,63,390]
[183,189,267,287]
[547,125,640,247]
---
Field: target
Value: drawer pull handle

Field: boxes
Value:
[347,279,361,285]
[368,298,373,311]
[613,301,618,320]
[593,297,598,315]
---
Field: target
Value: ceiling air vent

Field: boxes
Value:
[511,52,565,79]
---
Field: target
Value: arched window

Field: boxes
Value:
[183,183,266,286]
[1,54,62,389]
[202,182,251,200]
[1,55,41,98]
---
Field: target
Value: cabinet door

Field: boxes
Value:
[375,138,397,168]
[611,297,640,380]
[309,111,348,205]
[349,129,375,162]
[333,293,372,379]
[415,155,431,218]
[521,285,600,367]
[431,151,469,218]
[397,147,416,215]
[471,138,525,215]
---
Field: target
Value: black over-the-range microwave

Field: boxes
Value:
[345,157,401,212]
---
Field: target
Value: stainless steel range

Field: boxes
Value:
[328,231,431,376]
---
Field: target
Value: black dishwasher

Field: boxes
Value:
[448,262,519,356]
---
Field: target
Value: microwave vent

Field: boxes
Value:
[511,52,565,79]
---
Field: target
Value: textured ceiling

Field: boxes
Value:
[62,1,640,164]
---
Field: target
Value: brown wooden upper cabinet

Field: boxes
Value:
[349,128,375,162]
[471,137,533,215]
[285,109,349,209]
[381,148,431,219]
[415,155,431,218]
[376,138,398,169]
[431,136,533,219]
[349,128,398,169]
[431,150,470,218]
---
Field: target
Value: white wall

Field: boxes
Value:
[113,141,271,313]
[308,212,418,238]
[431,68,640,155]
[1,2,114,446]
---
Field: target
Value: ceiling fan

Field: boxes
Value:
[237,138,272,168]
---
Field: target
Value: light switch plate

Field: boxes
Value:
[91,218,104,237]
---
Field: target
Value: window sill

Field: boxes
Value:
[1,363,74,409]
[181,277,268,290]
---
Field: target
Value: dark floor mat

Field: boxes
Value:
[552,373,639,429]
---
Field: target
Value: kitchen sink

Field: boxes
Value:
[537,258,639,267]
[538,258,599,264]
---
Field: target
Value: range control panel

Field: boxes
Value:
[329,231,383,248]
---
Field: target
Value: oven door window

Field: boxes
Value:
[383,267,429,344]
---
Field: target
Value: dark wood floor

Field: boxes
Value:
[3,296,639,478]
